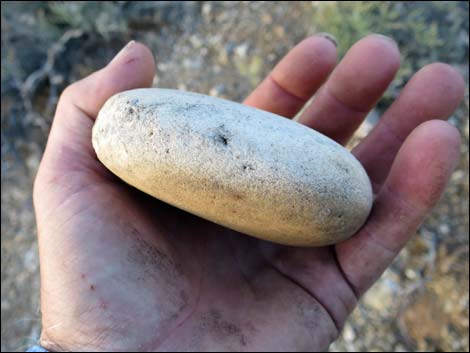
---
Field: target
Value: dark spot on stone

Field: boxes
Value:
[148,102,167,110]
[184,103,199,110]
[90,284,96,291]
[165,148,170,154]
[81,273,86,279]
[333,159,350,174]
[174,103,199,116]
[149,131,154,136]
[128,107,135,115]
[242,163,255,171]
[217,134,229,145]
[231,193,243,201]
[214,124,231,146]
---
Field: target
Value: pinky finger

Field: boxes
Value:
[335,120,461,296]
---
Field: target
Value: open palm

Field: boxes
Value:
[34,36,464,351]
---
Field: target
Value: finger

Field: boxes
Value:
[49,42,154,154]
[37,41,155,180]
[353,63,465,191]
[243,35,337,118]
[59,40,155,120]
[297,34,400,144]
[335,120,461,296]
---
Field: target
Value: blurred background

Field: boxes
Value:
[1,1,468,351]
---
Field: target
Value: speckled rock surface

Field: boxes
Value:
[93,88,373,246]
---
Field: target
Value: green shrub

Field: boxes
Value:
[312,1,469,105]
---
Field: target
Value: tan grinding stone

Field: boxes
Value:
[92,88,373,246]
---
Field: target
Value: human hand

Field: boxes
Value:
[34,35,464,351]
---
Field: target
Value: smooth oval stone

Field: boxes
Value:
[92,88,373,246]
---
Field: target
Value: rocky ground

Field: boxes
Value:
[1,2,469,351]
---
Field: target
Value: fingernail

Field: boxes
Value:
[316,32,337,47]
[370,33,397,46]
[111,40,136,63]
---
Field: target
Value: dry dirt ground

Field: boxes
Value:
[1,2,469,351]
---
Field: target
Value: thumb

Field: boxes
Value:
[42,41,155,164]
[60,40,155,119]
[34,41,155,202]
